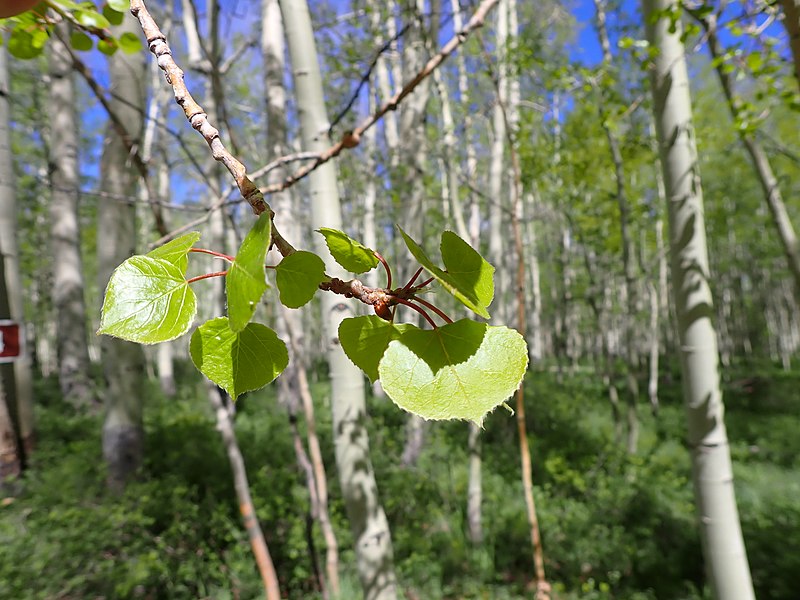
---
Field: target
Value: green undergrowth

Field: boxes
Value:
[0,363,797,598]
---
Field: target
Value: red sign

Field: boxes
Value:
[0,321,21,362]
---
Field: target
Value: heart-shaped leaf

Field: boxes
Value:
[316,228,379,273]
[227,214,271,331]
[189,317,288,400]
[338,315,411,382]
[98,255,196,344]
[146,231,201,275]
[397,227,494,319]
[378,320,528,425]
[275,251,327,308]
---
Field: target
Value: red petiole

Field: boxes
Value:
[408,296,453,324]
[375,252,392,289]
[402,267,424,291]
[186,270,228,285]
[189,248,235,262]
[393,297,437,329]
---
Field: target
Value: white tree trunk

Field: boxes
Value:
[0,42,34,454]
[99,13,147,491]
[48,22,94,408]
[279,1,398,598]
[644,2,755,598]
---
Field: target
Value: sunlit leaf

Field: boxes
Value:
[316,227,379,273]
[378,320,528,425]
[275,251,327,308]
[146,231,201,275]
[226,213,271,332]
[339,315,410,382]
[397,227,494,318]
[190,317,288,400]
[69,31,92,51]
[98,255,196,344]
[118,31,142,54]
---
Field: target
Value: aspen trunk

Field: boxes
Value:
[279,1,398,597]
[0,43,34,455]
[48,22,94,408]
[644,2,755,597]
[99,13,147,491]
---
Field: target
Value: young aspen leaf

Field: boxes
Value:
[146,231,201,274]
[338,316,411,382]
[190,317,288,400]
[397,227,494,318]
[275,251,327,308]
[316,228,379,273]
[98,255,197,344]
[226,213,271,332]
[378,320,528,426]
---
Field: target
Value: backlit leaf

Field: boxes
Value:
[378,320,528,425]
[275,251,327,308]
[397,227,494,318]
[339,315,410,382]
[118,31,142,54]
[316,227,379,273]
[69,31,92,51]
[98,255,196,344]
[146,231,201,275]
[226,213,271,332]
[190,317,288,400]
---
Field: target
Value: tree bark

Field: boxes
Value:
[644,2,755,598]
[279,1,398,598]
[99,13,148,491]
[780,0,800,90]
[0,41,34,455]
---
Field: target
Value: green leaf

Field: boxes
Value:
[190,317,288,400]
[97,37,118,55]
[8,28,44,60]
[397,227,494,319]
[339,316,410,382]
[146,231,201,275]
[378,320,528,425]
[316,227,379,273]
[69,31,92,51]
[74,9,111,29]
[275,251,327,308]
[226,213,271,332]
[102,4,125,26]
[118,31,142,54]
[98,255,196,344]
[107,0,131,11]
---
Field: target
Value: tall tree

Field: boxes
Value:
[643,1,755,598]
[0,40,34,455]
[98,13,148,491]
[279,0,398,598]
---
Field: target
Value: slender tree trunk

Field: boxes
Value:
[99,14,147,491]
[49,22,94,408]
[0,43,34,455]
[279,1,398,598]
[593,0,640,453]
[780,0,800,90]
[696,12,800,299]
[644,2,755,598]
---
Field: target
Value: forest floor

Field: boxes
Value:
[0,361,798,599]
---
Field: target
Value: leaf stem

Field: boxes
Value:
[409,296,454,324]
[186,270,228,285]
[414,276,435,290]
[393,297,437,329]
[402,267,424,291]
[375,252,392,289]
[189,248,235,262]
